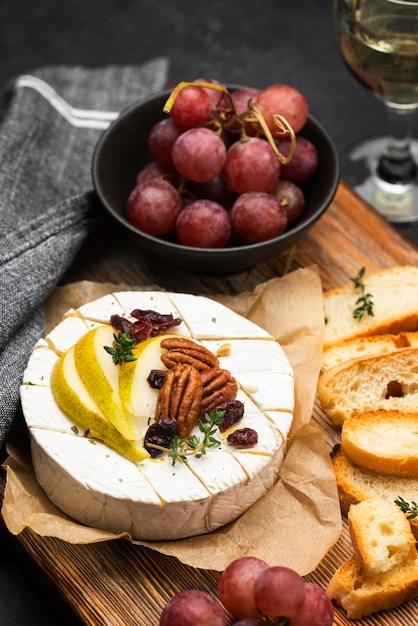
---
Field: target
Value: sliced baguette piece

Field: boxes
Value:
[323,265,418,348]
[317,347,418,427]
[342,410,418,477]
[331,447,418,540]
[327,554,418,619]
[348,499,417,577]
[322,331,418,371]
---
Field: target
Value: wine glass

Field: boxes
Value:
[333,0,418,222]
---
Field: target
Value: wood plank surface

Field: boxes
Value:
[2,180,418,625]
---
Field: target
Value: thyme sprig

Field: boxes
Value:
[350,267,374,320]
[168,409,225,465]
[104,331,137,365]
[394,496,418,520]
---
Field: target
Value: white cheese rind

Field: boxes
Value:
[22,342,58,386]
[46,317,91,354]
[265,410,294,442]
[72,294,124,323]
[203,339,292,375]
[21,384,82,435]
[168,293,273,339]
[21,292,294,540]
[30,429,163,537]
[203,339,295,412]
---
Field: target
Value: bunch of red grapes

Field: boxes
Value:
[158,556,334,625]
[127,79,319,248]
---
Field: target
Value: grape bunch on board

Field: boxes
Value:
[158,556,334,625]
[127,79,319,248]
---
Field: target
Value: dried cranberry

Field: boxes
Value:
[110,313,153,343]
[110,309,182,344]
[227,427,258,447]
[147,369,167,389]
[130,309,182,336]
[144,418,178,457]
[218,400,245,432]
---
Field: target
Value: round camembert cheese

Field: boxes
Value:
[20,291,294,540]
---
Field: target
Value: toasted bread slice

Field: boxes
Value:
[348,499,417,577]
[317,347,418,427]
[342,410,418,477]
[327,554,418,619]
[323,265,418,349]
[322,331,418,371]
[331,446,418,540]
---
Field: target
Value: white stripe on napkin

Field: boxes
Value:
[15,75,119,129]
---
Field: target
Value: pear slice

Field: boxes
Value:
[73,325,137,442]
[51,346,149,462]
[119,334,179,423]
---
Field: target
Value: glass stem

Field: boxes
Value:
[376,104,417,185]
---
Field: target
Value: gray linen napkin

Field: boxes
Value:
[0,58,169,450]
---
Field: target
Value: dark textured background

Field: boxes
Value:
[1,0,396,152]
[0,1,417,624]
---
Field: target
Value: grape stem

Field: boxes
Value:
[163,81,230,113]
[163,81,296,166]
[244,103,296,164]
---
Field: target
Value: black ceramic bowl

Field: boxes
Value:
[92,87,340,274]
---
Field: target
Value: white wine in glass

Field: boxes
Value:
[334,0,418,222]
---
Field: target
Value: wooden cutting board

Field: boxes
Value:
[1,180,418,625]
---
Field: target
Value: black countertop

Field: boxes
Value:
[1,1,417,624]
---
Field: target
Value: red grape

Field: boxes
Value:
[135,160,178,187]
[176,200,231,248]
[253,566,306,618]
[289,583,334,626]
[193,77,223,106]
[256,84,309,134]
[170,85,212,127]
[279,136,319,182]
[127,178,181,236]
[189,174,238,210]
[234,617,266,626]
[223,137,281,195]
[218,556,269,619]
[127,80,318,251]
[269,179,306,224]
[230,192,287,243]
[147,118,185,166]
[231,88,260,114]
[172,127,227,183]
[227,88,260,136]
[159,589,226,626]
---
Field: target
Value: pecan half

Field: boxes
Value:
[199,367,238,417]
[155,363,203,437]
[160,337,219,371]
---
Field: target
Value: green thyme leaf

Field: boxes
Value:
[168,436,188,465]
[350,266,366,290]
[104,331,137,365]
[395,496,418,519]
[168,409,225,465]
[350,267,374,320]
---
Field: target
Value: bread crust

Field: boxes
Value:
[317,347,418,427]
[322,331,418,371]
[348,499,417,577]
[323,267,418,618]
[331,447,418,541]
[342,410,418,477]
[323,265,418,348]
[327,555,418,619]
